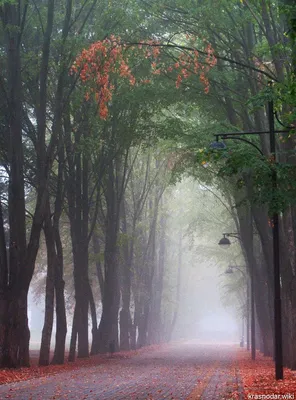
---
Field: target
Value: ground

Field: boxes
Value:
[0,341,242,399]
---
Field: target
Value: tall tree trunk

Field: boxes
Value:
[89,282,98,352]
[120,199,132,351]
[1,291,30,368]
[68,305,78,362]
[90,233,104,355]
[73,248,89,358]
[137,195,159,348]
[65,115,90,360]
[236,183,273,356]
[51,227,67,365]
[148,204,166,345]
[137,303,149,348]
[39,201,55,366]
[92,233,105,300]
[166,230,182,342]
[0,1,28,368]
[130,294,140,350]
[94,162,120,353]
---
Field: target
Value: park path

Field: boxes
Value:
[0,342,243,399]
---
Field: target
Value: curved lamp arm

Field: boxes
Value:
[221,136,264,156]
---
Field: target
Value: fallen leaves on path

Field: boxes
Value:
[186,362,219,399]
[0,345,162,386]
[228,349,296,399]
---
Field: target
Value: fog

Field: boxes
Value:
[29,177,244,350]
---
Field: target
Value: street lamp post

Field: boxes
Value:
[219,235,255,360]
[212,99,286,380]
[269,101,283,381]
[246,277,250,352]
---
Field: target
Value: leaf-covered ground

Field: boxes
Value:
[228,349,296,399]
[0,346,159,385]
[8,343,296,400]
[0,342,242,399]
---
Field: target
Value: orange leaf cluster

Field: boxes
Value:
[70,35,217,119]
[148,44,216,92]
[70,35,135,119]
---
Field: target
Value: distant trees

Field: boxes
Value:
[151,0,296,367]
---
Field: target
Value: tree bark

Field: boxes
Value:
[51,226,67,365]
[39,201,55,366]
[65,114,90,360]
[147,205,166,344]
[88,282,98,352]
[235,184,273,356]
[119,199,132,351]
[68,305,78,362]
[95,161,120,353]
[0,1,28,368]
[166,230,182,343]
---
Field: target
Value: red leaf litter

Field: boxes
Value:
[227,348,296,399]
[0,345,161,385]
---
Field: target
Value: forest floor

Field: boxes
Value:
[0,341,296,399]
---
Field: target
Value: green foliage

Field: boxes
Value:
[0,0,17,6]
[195,144,296,215]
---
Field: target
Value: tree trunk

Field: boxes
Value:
[167,230,182,343]
[88,282,98,353]
[0,1,28,368]
[39,202,55,366]
[51,226,67,365]
[74,249,89,358]
[94,161,120,354]
[51,271,67,365]
[95,236,120,353]
[1,290,30,368]
[68,305,78,362]
[130,295,140,350]
[236,183,273,357]
[148,205,166,345]
[65,115,90,360]
[120,309,132,351]
[90,233,104,355]
[137,304,149,348]
[92,233,104,300]
[119,199,132,351]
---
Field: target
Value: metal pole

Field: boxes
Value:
[242,313,244,346]
[251,260,256,360]
[247,279,250,351]
[268,99,283,380]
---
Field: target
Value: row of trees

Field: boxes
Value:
[0,0,201,368]
[160,0,296,367]
[0,0,295,370]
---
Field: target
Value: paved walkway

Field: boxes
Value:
[0,342,243,399]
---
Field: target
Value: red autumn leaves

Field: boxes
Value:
[70,35,217,120]
[70,36,133,119]
[0,345,161,386]
[228,349,296,399]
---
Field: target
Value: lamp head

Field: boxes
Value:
[218,234,231,248]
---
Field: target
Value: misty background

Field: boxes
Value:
[29,178,241,349]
